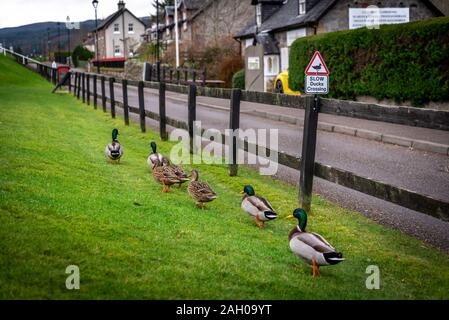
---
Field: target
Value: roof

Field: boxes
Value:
[165,0,204,17]
[236,0,445,39]
[256,33,279,55]
[235,0,337,38]
[182,0,205,10]
[95,8,145,31]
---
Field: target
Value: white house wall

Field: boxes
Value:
[104,11,145,58]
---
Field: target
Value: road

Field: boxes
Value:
[78,75,449,253]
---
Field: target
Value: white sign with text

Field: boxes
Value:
[349,8,410,29]
[305,75,329,94]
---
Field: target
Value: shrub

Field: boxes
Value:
[218,55,244,88]
[71,45,94,68]
[289,17,449,107]
[232,69,245,90]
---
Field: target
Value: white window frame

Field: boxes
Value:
[287,28,307,46]
[128,23,134,34]
[114,45,121,56]
[183,10,188,31]
[256,4,262,27]
[113,23,120,33]
[299,0,306,15]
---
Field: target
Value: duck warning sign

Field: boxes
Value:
[304,51,329,94]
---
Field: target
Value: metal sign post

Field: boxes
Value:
[300,51,329,212]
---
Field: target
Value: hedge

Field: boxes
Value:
[71,45,94,68]
[289,17,449,107]
[232,69,245,90]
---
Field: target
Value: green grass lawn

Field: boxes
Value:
[0,55,448,300]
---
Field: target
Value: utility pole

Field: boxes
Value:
[92,0,100,74]
[57,22,61,63]
[47,28,51,60]
[156,0,160,82]
[67,16,71,66]
[174,0,180,68]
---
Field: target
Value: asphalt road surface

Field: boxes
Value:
[78,77,449,254]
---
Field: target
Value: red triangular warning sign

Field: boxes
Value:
[305,51,329,75]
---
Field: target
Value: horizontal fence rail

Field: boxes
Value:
[4,47,448,221]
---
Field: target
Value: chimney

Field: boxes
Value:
[118,1,125,10]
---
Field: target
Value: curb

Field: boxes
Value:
[165,94,449,156]
[248,111,449,156]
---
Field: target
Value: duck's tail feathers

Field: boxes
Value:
[324,252,345,265]
[264,211,278,220]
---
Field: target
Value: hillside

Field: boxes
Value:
[0,17,150,56]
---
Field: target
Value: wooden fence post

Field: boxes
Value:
[156,61,161,82]
[68,72,72,93]
[159,82,167,141]
[93,75,98,109]
[169,69,173,83]
[144,62,152,81]
[109,77,116,118]
[176,68,180,85]
[138,81,146,132]
[192,70,196,84]
[184,69,188,84]
[52,69,57,85]
[86,74,91,106]
[72,73,77,96]
[299,95,320,213]
[203,69,207,87]
[229,89,241,177]
[76,73,81,99]
[101,76,106,112]
[149,64,153,81]
[188,84,197,154]
[162,66,166,82]
[82,73,86,103]
[122,79,129,126]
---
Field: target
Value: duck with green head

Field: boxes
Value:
[241,185,277,229]
[288,208,344,277]
[147,141,165,170]
[105,129,123,163]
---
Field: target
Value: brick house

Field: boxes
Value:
[235,0,445,92]
[145,0,254,63]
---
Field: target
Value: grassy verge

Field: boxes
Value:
[0,55,448,299]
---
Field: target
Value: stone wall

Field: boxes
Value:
[190,0,254,51]
[317,0,438,34]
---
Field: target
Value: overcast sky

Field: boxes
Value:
[0,0,156,28]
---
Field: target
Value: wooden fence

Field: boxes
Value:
[5,49,449,221]
[144,62,207,87]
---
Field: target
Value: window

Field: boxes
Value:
[299,0,306,15]
[114,23,120,33]
[256,4,262,27]
[128,23,134,33]
[114,45,121,56]
[183,11,187,31]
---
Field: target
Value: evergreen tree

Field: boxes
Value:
[150,0,175,23]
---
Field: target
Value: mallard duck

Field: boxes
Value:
[241,185,277,229]
[161,157,189,186]
[105,129,123,163]
[151,158,184,193]
[288,208,344,277]
[147,141,165,169]
[188,170,217,208]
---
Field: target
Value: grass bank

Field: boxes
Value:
[0,55,448,299]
